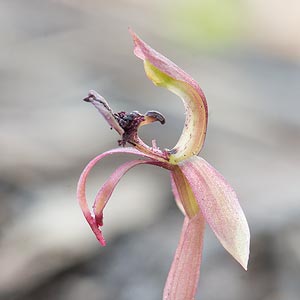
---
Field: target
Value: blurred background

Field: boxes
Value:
[0,0,299,299]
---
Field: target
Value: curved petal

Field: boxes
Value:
[130,29,208,163]
[179,156,250,270]
[93,159,160,228]
[77,147,161,246]
[163,213,205,300]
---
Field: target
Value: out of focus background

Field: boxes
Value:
[0,0,299,299]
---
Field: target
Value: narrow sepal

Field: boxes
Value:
[163,213,205,300]
[77,147,162,245]
[93,159,158,227]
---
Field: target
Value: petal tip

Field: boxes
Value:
[241,244,250,271]
[239,252,249,271]
[94,228,106,246]
[223,223,250,271]
[231,230,250,271]
[129,28,145,61]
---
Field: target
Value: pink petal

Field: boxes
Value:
[93,159,159,228]
[179,156,250,270]
[129,29,208,163]
[163,213,205,300]
[77,147,161,245]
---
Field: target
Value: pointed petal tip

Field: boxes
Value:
[217,216,250,271]
[129,28,146,62]
[241,243,250,271]
[128,28,139,44]
[236,249,249,271]
[224,221,250,271]
[94,229,106,246]
[223,226,250,271]
[231,222,250,271]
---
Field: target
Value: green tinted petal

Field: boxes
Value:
[131,30,208,163]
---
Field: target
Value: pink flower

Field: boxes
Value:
[77,29,250,300]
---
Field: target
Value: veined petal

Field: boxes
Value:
[77,147,162,245]
[179,156,250,270]
[130,29,208,164]
[93,159,159,228]
[163,213,205,300]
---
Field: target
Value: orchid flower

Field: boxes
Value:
[77,30,250,300]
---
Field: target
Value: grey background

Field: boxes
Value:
[0,1,299,300]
